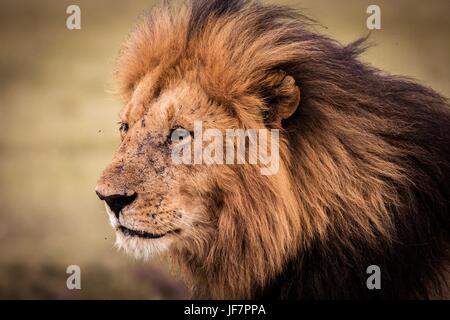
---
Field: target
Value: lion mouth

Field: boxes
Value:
[118,225,180,239]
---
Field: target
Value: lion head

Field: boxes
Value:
[96,0,305,299]
[96,0,450,299]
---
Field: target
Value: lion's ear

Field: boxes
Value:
[264,73,301,124]
[275,75,301,120]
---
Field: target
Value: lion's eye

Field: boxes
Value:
[119,122,129,133]
[168,127,193,143]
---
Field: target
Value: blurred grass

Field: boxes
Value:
[0,0,448,299]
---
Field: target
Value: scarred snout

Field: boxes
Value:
[95,155,139,218]
[95,125,188,255]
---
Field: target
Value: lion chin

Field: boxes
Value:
[114,232,173,260]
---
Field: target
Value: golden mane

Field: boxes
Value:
[115,0,450,299]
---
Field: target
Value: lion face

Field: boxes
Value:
[96,76,232,258]
[96,73,299,263]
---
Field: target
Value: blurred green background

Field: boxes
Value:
[0,0,448,299]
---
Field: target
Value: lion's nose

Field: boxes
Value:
[96,191,137,218]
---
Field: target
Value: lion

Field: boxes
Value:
[96,0,450,299]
